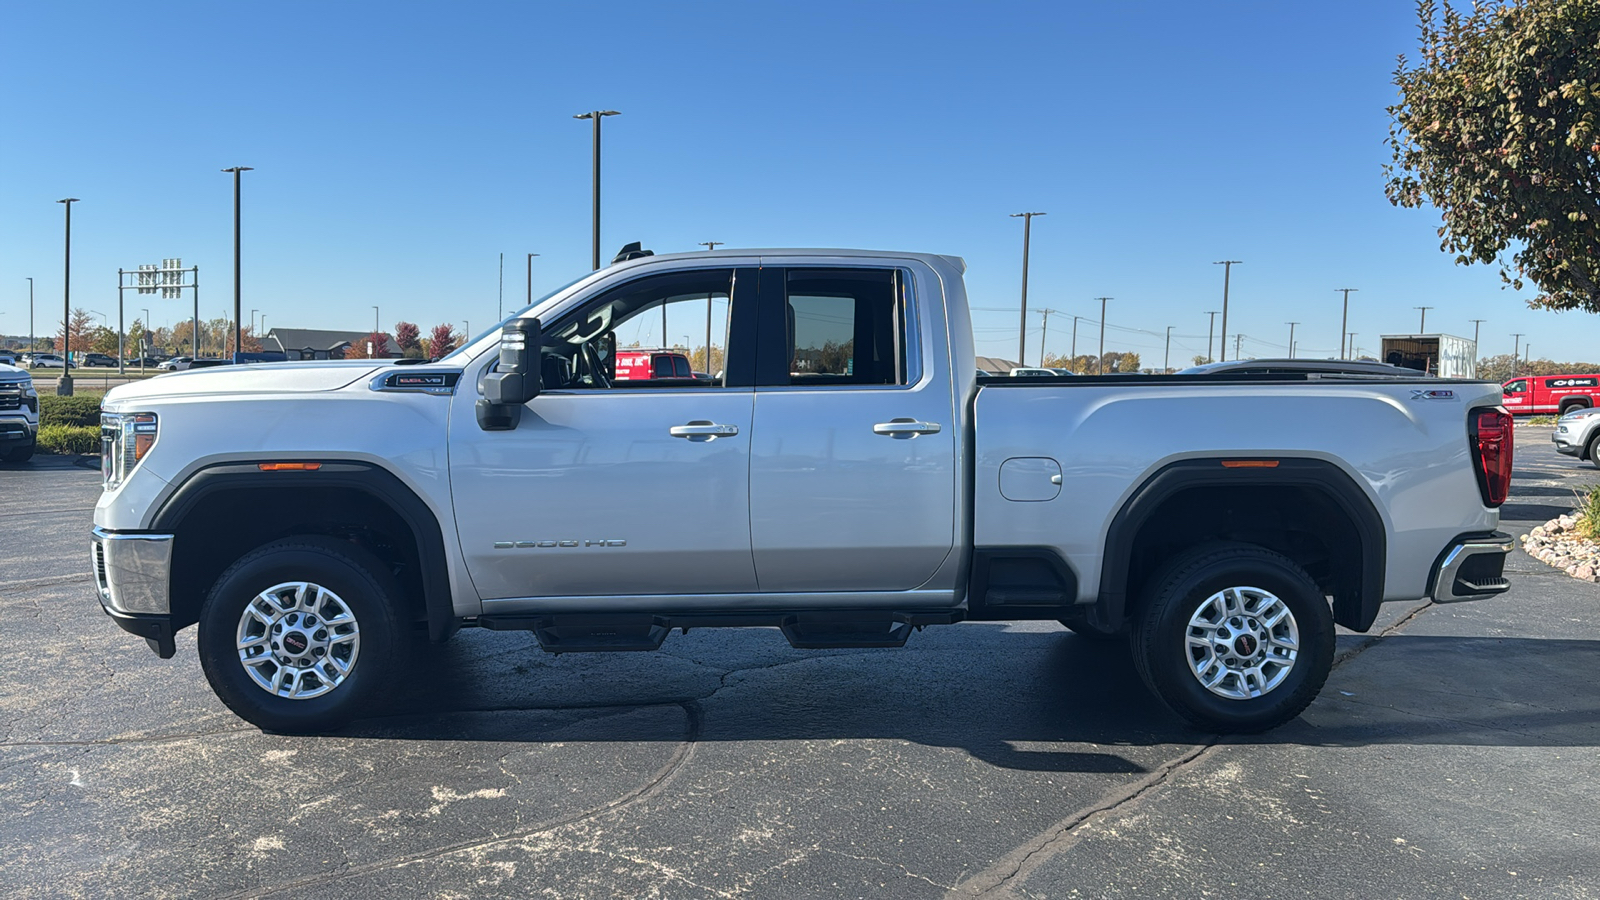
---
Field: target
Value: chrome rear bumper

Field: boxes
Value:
[1431,533,1514,603]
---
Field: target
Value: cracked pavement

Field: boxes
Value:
[1,432,1596,898]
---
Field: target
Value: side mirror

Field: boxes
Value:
[476,318,541,431]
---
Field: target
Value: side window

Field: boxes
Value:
[542,270,738,389]
[785,268,910,386]
[1503,380,1527,394]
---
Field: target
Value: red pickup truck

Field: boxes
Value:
[614,349,694,381]
[1501,373,1600,415]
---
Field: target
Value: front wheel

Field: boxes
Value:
[198,537,404,733]
[1586,431,1600,467]
[1131,545,1334,733]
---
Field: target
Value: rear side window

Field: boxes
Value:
[784,269,909,386]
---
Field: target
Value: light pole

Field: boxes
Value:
[1038,308,1056,366]
[573,110,620,270]
[1286,322,1299,359]
[1010,212,1045,365]
[250,308,258,335]
[259,315,266,346]
[1213,261,1241,361]
[1511,333,1524,373]
[1336,288,1358,359]
[56,198,78,395]
[1415,306,1433,332]
[1070,315,1082,362]
[1348,333,1358,359]
[1205,310,1219,363]
[526,252,540,312]
[372,305,380,336]
[1164,325,1173,372]
[26,277,33,358]
[221,167,252,358]
[1096,297,1112,374]
[142,307,151,370]
[1469,318,1485,352]
[699,242,722,364]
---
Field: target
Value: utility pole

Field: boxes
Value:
[1286,322,1299,359]
[1511,333,1524,372]
[142,307,150,370]
[1070,315,1081,362]
[56,198,78,396]
[498,252,504,321]
[1205,310,1219,363]
[699,242,723,367]
[1336,288,1358,360]
[1525,343,1532,369]
[1469,318,1486,354]
[221,167,252,358]
[26,277,33,357]
[1235,333,1244,359]
[573,110,620,270]
[1348,333,1358,359]
[1011,212,1045,365]
[1096,297,1112,374]
[526,252,539,311]
[1038,308,1056,366]
[1164,325,1173,372]
[1213,261,1241,360]
[1415,306,1433,332]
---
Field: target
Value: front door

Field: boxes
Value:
[450,266,761,599]
[747,265,957,592]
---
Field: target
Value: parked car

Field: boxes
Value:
[124,357,163,368]
[0,362,39,463]
[1009,367,1058,377]
[82,353,118,368]
[1500,373,1600,416]
[93,247,1513,736]
[29,354,68,369]
[1047,368,1078,376]
[186,358,235,369]
[157,357,194,371]
[1552,406,1600,465]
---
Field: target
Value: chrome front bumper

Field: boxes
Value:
[91,527,174,615]
[1431,533,1514,603]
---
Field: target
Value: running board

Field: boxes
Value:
[476,609,963,653]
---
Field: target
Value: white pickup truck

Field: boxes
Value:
[92,248,1515,734]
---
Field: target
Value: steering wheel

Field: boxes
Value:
[581,342,612,389]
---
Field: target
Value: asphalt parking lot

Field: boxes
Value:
[2,428,1596,899]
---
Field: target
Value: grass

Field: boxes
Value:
[1574,484,1600,541]
[1526,415,1557,425]
[36,424,100,455]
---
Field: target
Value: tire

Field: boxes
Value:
[1586,430,1600,467]
[198,536,405,734]
[1131,544,1334,733]
[1562,400,1590,417]
[3,437,34,463]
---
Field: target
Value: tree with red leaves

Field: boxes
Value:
[428,324,458,358]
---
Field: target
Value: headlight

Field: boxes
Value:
[101,412,158,489]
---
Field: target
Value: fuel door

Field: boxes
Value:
[999,457,1062,502]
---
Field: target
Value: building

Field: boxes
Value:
[263,329,400,360]
[974,356,1021,375]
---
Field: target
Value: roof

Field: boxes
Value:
[974,356,1021,374]
[265,328,399,355]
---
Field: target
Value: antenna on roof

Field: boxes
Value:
[611,242,654,265]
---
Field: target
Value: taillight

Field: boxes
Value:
[1469,407,1513,507]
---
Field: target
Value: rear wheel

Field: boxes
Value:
[1562,400,1590,417]
[1132,544,1334,733]
[198,537,404,734]
[1586,431,1600,467]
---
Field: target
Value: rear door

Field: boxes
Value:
[745,265,957,593]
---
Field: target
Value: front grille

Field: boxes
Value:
[92,540,112,602]
[0,390,20,411]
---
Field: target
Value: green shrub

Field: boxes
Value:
[35,424,100,455]
[39,395,103,428]
[1576,484,1600,542]
[1527,415,1557,425]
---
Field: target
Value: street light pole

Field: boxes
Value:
[56,198,78,396]
[1511,333,1524,373]
[1205,310,1219,363]
[372,305,380,337]
[142,307,151,371]
[1164,325,1173,372]
[1286,322,1299,359]
[1335,288,1358,360]
[221,167,252,358]
[1096,297,1112,374]
[26,277,34,357]
[1010,212,1045,365]
[1469,318,1485,351]
[1213,261,1241,361]
[573,110,620,271]
[1415,306,1433,332]
[526,252,539,312]
[1070,315,1081,361]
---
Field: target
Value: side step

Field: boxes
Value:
[475,609,962,652]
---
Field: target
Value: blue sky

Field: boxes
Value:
[0,0,1584,364]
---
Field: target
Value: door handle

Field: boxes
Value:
[669,421,740,441]
[873,418,942,437]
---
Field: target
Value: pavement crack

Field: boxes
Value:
[944,743,1213,899]
[225,700,704,899]
[820,847,957,890]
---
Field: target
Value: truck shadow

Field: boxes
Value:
[342,626,1600,773]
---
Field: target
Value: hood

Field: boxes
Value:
[0,363,27,382]
[104,360,389,406]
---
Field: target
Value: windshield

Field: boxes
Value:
[437,273,591,364]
